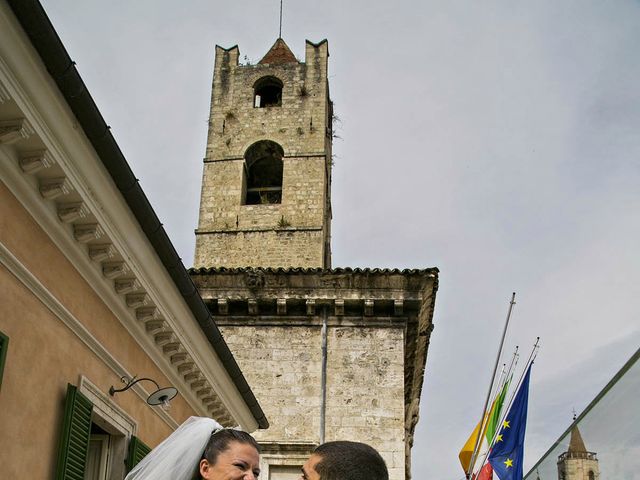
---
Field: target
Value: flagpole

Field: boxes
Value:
[490,346,518,408]
[475,338,541,475]
[488,346,518,436]
[466,292,517,479]
[500,338,540,424]
[464,356,512,480]
[492,364,506,404]
[505,346,519,383]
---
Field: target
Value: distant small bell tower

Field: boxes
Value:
[557,423,600,480]
[194,38,333,269]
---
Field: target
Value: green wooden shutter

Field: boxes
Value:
[55,383,93,480]
[126,435,152,471]
[0,331,8,389]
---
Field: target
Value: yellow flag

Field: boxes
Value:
[458,416,485,473]
[458,390,504,474]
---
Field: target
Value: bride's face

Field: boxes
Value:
[200,441,261,480]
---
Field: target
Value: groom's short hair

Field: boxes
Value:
[313,441,389,480]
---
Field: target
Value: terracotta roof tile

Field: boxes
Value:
[189,266,439,276]
[259,38,298,65]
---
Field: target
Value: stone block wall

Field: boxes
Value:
[217,320,406,480]
[194,156,328,268]
[194,229,325,268]
[559,458,600,480]
[218,324,323,442]
[325,326,406,480]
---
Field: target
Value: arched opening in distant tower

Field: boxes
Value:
[243,140,284,205]
[254,76,283,108]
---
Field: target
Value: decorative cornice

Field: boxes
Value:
[191,268,436,318]
[0,61,252,427]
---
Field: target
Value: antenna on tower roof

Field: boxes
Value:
[279,0,283,38]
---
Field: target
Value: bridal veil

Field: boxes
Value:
[125,416,222,480]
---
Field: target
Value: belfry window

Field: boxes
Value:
[244,140,284,205]
[254,76,283,108]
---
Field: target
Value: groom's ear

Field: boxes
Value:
[199,459,212,479]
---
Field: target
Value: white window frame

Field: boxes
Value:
[79,375,138,479]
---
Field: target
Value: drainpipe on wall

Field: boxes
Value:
[319,305,328,444]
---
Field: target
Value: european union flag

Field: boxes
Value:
[488,364,532,480]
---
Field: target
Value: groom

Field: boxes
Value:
[300,441,389,480]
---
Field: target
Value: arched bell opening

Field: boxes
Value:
[254,76,283,108]
[243,140,284,205]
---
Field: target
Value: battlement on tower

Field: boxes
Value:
[205,39,330,159]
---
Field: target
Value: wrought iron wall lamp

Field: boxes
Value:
[109,375,178,409]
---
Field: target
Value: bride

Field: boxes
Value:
[125,417,261,480]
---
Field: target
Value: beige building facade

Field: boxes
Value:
[0,1,266,478]
[191,38,439,480]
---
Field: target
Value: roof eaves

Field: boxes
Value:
[189,266,440,276]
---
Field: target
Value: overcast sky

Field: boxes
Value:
[38,1,640,478]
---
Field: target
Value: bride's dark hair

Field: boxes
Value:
[195,428,260,477]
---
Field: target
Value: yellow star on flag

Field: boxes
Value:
[496,434,503,442]
[504,458,513,468]
[502,420,511,429]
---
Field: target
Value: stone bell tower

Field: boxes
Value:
[191,38,439,480]
[194,38,333,269]
[557,424,600,480]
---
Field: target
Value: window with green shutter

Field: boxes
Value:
[126,435,152,471]
[55,383,94,480]
[0,331,8,389]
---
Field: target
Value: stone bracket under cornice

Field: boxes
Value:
[0,117,34,144]
[200,296,414,319]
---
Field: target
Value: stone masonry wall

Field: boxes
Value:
[217,320,406,480]
[194,230,325,268]
[560,459,600,480]
[218,324,323,442]
[194,41,332,268]
[194,155,327,267]
[325,326,406,480]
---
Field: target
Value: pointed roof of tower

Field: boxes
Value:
[567,425,588,454]
[259,38,298,65]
